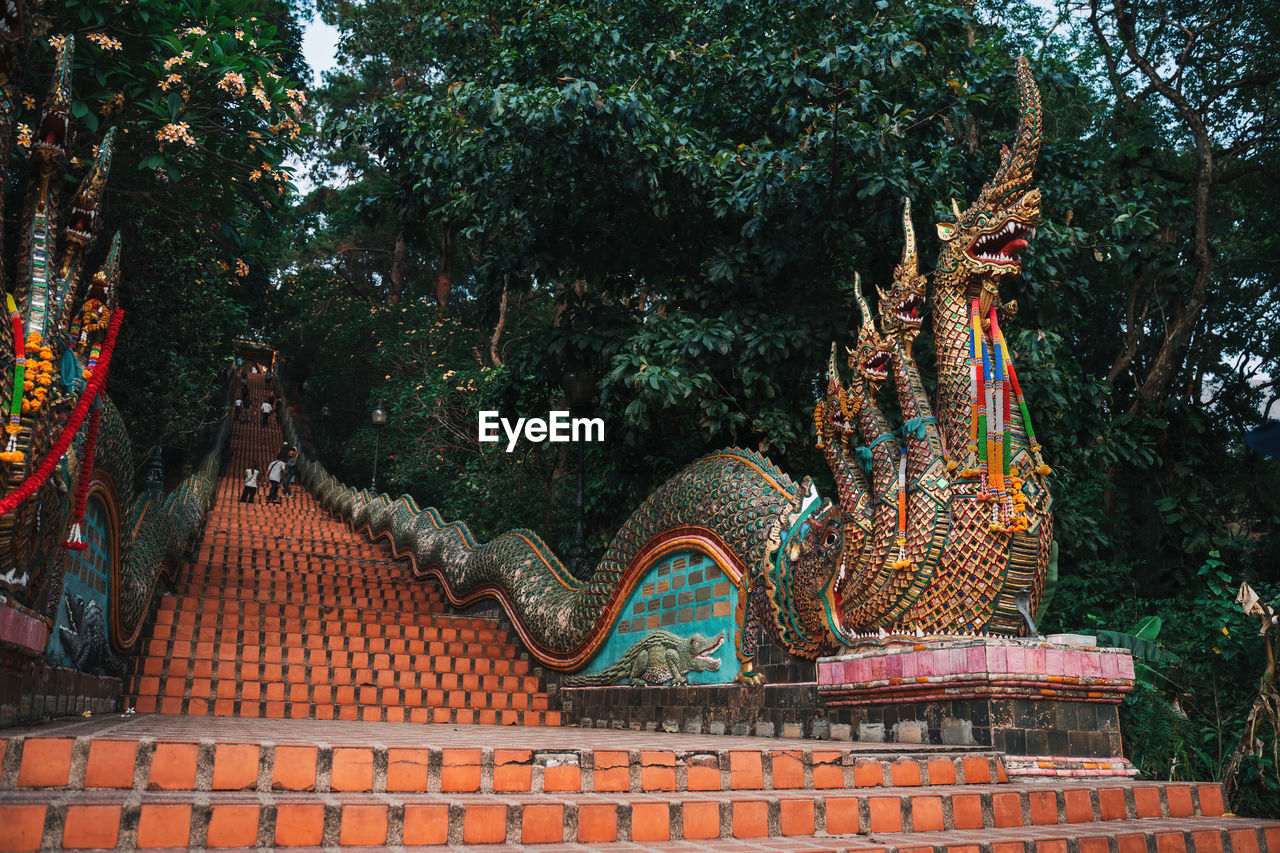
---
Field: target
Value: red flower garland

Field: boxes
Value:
[0,309,123,519]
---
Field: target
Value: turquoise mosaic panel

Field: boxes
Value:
[46,495,112,666]
[581,548,739,684]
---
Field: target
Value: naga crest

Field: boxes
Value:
[935,56,1041,314]
[877,198,928,353]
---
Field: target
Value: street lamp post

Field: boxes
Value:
[560,370,595,578]
[370,402,388,491]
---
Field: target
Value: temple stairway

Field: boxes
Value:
[0,377,1275,851]
[126,383,555,726]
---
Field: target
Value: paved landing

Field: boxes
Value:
[3,714,970,754]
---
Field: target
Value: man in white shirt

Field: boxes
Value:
[266,457,286,503]
[260,399,272,426]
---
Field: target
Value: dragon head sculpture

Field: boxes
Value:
[877,198,928,354]
[934,56,1041,317]
[849,273,894,387]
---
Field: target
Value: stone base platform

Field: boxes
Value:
[818,636,1137,777]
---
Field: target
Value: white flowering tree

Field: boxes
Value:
[8,0,311,460]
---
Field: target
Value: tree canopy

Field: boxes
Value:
[266,0,1280,810]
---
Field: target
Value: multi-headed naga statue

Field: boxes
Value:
[0,17,220,670]
[306,58,1052,685]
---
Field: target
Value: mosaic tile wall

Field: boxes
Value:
[45,496,111,667]
[580,548,740,684]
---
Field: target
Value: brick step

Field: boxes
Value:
[129,676,544,706]
[182,562,423,582]
[124,697,560,723]
[172,577,439,600]
[147,615,511,647]
[135,643,528,674]
[185,553,415,569]
[175,568,435,589]
[0,789,1264,850]
[132,650,527,676]
[137,635,522,660]
[153,598,482,631]
[5,738,1007,795]
[169,585,441,609]
[136,637,525,667]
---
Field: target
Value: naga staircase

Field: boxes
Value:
[0,376,1274,851]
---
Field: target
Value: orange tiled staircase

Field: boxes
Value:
[126,379,556,726]
[0,375,1276,851]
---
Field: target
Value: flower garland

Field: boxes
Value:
[0,309,123,519]
[78,298,109,341]
[955,297,1049,534]
[2,295,25,463]
[24,333,55,412]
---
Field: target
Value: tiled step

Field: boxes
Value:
[0,784,1258,849]
[147,610,515,650]
[2,737,1004,795]
[127,698,558,723]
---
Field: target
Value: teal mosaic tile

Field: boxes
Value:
[579,548,739,684]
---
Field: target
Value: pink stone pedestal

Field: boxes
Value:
[817,637,1138,778]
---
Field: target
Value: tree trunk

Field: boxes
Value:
[388,230,407,305]
[489,275,509,366]
[434,230,453,310]
[1113,0,1216,411]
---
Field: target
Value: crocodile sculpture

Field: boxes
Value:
[0,15,226,673]
[562,630,724,686]
[290,56,1053,684]
[59,593,123,676]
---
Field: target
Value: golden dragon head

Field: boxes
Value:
[934,57,1041,313]
[848,273,893,387]
[877,197,928,353]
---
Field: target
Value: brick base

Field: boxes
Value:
[0,664,121,728]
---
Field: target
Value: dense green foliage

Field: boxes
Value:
[7,0,310,468]
[281,0,1279,813]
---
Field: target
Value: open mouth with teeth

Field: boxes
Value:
[861,350,890,381]
[894,292,925,327]
[67,205,97,242]
[0,0,21,41]
[966,219,1036,266]
[35,112,69,156]
[694,634,724,669]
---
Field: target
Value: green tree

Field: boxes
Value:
[10,0,312,464]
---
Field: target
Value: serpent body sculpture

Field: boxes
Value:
[300,57,1054,683]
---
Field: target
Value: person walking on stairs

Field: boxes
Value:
[240,462,261,503]
[266,456,286,503]
[260,397,272,426]
[283,447,298,497]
